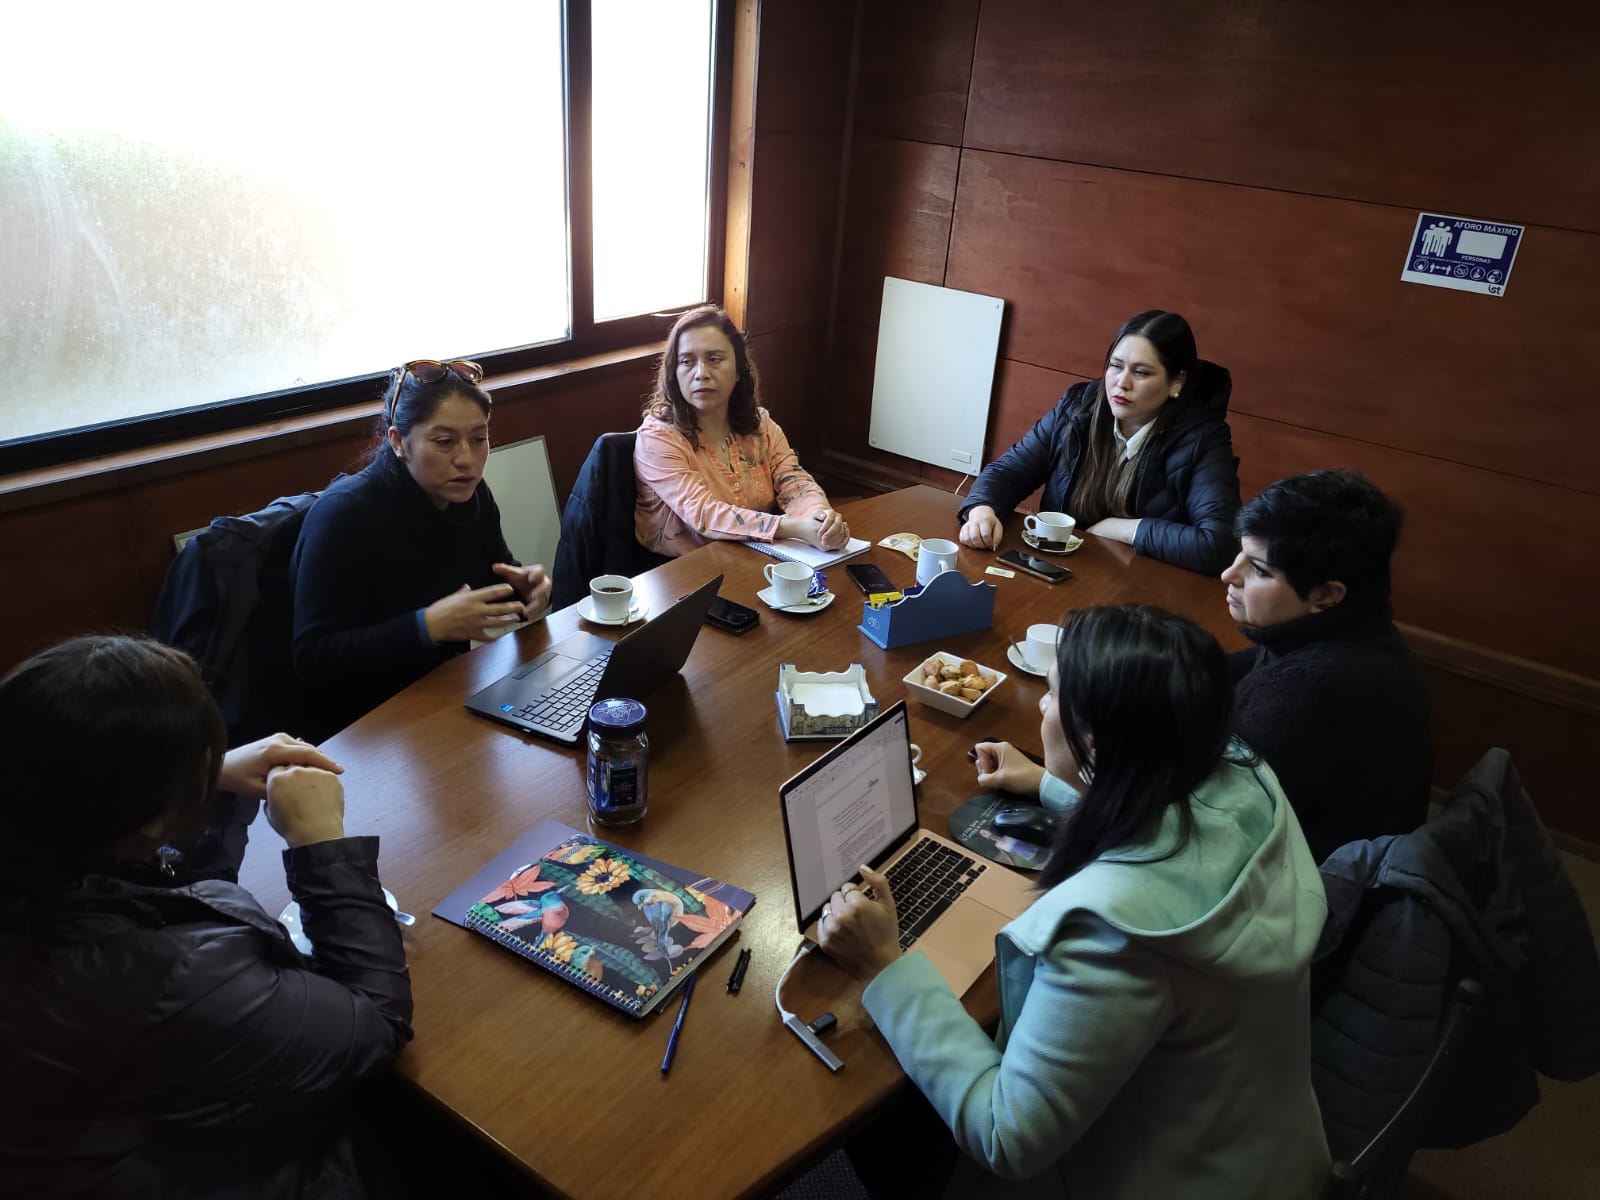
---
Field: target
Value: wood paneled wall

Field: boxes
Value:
[737,0,856,463]
[753,0,1600,839]
[0,361,657,675]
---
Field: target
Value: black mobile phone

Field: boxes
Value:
[997,549,1072,584]
[705,595,760,634]
[844,561,897,594]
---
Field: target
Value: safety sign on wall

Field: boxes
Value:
[1401,213,1523,297]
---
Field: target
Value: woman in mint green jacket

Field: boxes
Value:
[820,606,1330,1199]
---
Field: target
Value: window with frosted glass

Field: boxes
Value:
[591,0,713,322]
[0,1,568,444]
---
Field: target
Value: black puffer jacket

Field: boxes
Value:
[1310,749,1600,1161]
[0,837,412,1199]
[959,362,1240,574]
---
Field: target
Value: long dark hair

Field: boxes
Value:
[1066,310,1200,525]
[0,636,227,893]
[644,305,762,445]
[1034,605,1235,889]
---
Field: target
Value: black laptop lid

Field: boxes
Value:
[592,573,722,703]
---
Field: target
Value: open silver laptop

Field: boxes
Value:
[778,700,1033,995]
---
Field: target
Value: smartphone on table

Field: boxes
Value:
[705,595,760,634]
[844,561,897,594]
[996,549,1072,584]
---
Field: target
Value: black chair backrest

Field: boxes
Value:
[150,491,320,746]
[551,431,669,610]
[1321,978,1483,1200]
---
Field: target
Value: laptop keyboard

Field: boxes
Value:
[884,838,985,950]
[512,649,613,732]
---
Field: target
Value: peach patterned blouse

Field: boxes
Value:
[633,409,830,558]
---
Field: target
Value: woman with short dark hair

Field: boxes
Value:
[633,305,849,557]
[291,359,552,738]
[821,606,1329,1198]
[1221,470,1431,860]
[0,635,411,1198]
[958,310,1240,574]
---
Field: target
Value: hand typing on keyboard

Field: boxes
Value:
[816,864,902,983]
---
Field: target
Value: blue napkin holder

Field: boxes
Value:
[857,569,996,650]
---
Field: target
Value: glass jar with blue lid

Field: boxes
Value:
[586,697,649,826]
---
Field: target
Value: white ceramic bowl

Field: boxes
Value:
[903,651,1007,718]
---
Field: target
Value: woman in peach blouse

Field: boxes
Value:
[634,305,850,558]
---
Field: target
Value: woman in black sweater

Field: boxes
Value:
[291,360,552,739]
[1221,470,1432,861]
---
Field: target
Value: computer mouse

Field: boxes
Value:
[991,804,1057,845]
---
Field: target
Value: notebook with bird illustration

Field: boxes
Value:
[434,819,756,1018]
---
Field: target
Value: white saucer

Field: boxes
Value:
[577,595,649,626]
[756,586,835,615]
[280,888,398,956]
[1021,530,1084,555]
[1007,643,1050,678]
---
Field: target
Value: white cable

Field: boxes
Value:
[775,939,844,1072]
[953,473,970,497]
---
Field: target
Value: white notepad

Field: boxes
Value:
[743,536,869,570]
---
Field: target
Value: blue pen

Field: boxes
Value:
[659,972,697,1075]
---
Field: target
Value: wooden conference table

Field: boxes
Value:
[239,485,1243,1199]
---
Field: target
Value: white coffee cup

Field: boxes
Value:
[764,561,815,606]
[916,538,961,587]
[1024,622,1062,672]
[589,574,634,621]
[908,742,926,785]
[1024,512,1077,545]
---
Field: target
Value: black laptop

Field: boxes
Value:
[465,574,722,744]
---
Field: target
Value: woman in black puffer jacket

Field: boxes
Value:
[958,309,1241,575]
[0,635,412,1199]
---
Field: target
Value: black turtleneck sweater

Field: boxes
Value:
[1228,599,1432,863]
[290,452,515,740]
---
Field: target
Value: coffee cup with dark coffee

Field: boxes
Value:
[589,574,634,621]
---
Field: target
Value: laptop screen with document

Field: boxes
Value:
[779,701,919,929]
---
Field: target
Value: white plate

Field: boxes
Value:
[756,586,835,615]
[577,595,649,626]
[1021,530,1084,555]
[1007,643,1050,678]
[280,888,398,956]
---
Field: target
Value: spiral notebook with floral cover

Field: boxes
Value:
[434,819,755,1018]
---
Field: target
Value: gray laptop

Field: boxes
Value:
[465,574,722,745]
[778,700,1032,995]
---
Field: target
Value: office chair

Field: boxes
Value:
[551,431,669,610]
[1321,978,1483,1200]
[150,489,323,876]
[152,491,321,745]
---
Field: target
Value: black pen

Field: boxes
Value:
[660,972,697,1075]
[727,947,752,994]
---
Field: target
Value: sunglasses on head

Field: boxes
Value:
[387,359,485,425]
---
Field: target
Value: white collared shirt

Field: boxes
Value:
[1113,420,1153,462]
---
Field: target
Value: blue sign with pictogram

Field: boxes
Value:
[1401,213,1523,297]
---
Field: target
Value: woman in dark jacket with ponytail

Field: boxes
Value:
[958,310,1241,575]
[0,636,412,1198]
